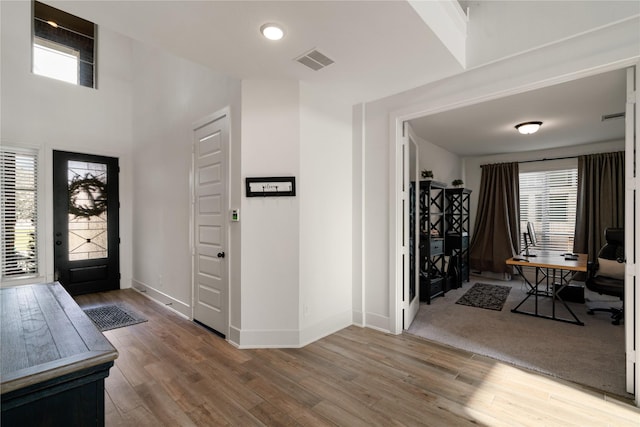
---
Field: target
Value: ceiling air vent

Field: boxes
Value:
[295,49,334,71]
[601,112,625,122]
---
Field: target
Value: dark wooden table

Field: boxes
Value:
[1,282,118,426]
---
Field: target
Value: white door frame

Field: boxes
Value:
[625,65,638,400]
[389,61,640,405]
[402,123,421,329]
[191,107,231,338]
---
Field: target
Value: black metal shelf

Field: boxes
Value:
[445,188,472,288]
[419,180,447,304]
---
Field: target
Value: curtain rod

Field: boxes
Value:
[518,155,577,164]
[482,151,622,167]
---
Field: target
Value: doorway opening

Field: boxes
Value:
[392,65,638,400]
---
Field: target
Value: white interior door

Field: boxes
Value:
[625,66,638,400]
[193,113,229,337]
[403,122,420,329]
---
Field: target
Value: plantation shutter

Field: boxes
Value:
[1,148,39,278]
[519,168,578,252]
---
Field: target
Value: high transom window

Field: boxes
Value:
[32,1,96,88]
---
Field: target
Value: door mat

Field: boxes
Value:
[84,304,147,332]
[455,282,511,311]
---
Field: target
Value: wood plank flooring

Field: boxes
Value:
[74,289,640,426]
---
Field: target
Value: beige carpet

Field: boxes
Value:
[407,274,628,397]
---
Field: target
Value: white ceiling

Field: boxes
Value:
[408,68,627,157]
[48,1,631,157]
[51,0,464,104]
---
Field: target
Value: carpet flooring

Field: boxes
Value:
[84,304,147,332]
[407,274,628,397]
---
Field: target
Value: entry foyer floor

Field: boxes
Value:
[74,289,639,426]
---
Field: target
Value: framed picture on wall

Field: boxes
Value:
[245,176,296,197]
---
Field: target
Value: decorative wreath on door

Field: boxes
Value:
[68,174,108,218]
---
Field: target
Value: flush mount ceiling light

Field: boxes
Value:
[260,23,284,41]
[515,121,543,135]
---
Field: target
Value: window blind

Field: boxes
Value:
[1,148,39,278]
[519,168,578,252]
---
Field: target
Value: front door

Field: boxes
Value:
[53,151,119,295]
[193,113,229,337]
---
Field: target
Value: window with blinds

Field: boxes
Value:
[1,148,39,278]
[519,167,578,252]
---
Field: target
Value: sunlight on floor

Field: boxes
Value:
[463,361,640,426]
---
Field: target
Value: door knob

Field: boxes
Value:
[217,252,225,258]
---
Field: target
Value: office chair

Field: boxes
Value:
[585,228,625,325]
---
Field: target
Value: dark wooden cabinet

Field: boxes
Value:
[445,188,472,289]
[1,282,118,427]
[419,180,447,303]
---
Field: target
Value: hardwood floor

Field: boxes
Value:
[74,289,640,426]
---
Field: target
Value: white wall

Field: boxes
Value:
[352,103,365,325]
[299,84,353,344]
[463,139,625,239]
[464,1,640,68]
[238,80,301,346]
[358,15,639,333]
[129,41,240,317]
[411,129,462,187]
[1,0,246,336]
[235,80,353,348]
[0,1,134,288]
[1,0,352,349]
[360,99,393,330]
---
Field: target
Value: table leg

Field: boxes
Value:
[511,265,538,314]
[511,265,583,326]
[551,272,584,325]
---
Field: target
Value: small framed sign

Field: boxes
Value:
[246,176,296,197]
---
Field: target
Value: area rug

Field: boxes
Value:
[83,304,147,331]
[455,282,511,311]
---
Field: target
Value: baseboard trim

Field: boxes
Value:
[352,310,364,326]
[128,283,367,348]
[227,325,241,347]
[234,328,301,349]
[364,312,391,333]
[131,279,191,318]
[299,309,353,347]
[232,310,353,349]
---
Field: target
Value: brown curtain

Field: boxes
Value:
[469,162,520,273]
[573,151,625,261]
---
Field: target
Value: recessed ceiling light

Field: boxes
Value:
[260,23,284,41]
[47,20,58,28]
[515,121,543,135]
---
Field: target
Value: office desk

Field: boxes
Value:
[506,253,588,325]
